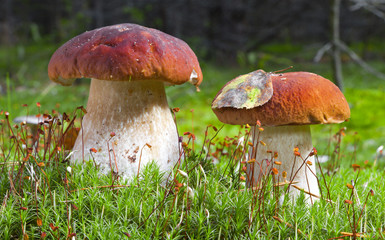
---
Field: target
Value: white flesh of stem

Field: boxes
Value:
[71,79,180,178]
[248,125,320,203]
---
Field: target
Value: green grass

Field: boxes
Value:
[1,116,384,239]
[2,41,385,239]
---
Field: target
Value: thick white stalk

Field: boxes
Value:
[71,79,180,178]
[247,125,319,203]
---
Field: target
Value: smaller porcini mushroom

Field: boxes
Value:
[13,114,52,146]
[48,23,202,178]
[13,114,79,150]
[212,70,350,203]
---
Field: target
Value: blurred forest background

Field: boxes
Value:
[2,0,385,61]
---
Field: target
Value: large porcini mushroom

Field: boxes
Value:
[48,23,202,177]
[212,70,350,202]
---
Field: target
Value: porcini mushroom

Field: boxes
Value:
[212,70,350,202]
[13,114,79,151]
[48,23,202,177]
[13,114,51,146]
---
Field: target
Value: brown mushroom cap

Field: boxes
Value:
[48,23,202,86]
[212,71,350,126]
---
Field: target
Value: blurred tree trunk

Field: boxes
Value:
[331,0,344,90]
[52,0,63,41]
[2,0,14,44]
[94,0,104,28]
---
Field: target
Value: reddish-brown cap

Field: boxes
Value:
[212,71,350,126]
[48,23,202,87]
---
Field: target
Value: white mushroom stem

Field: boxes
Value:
[247,125,320,203]
[71,79,180,178]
